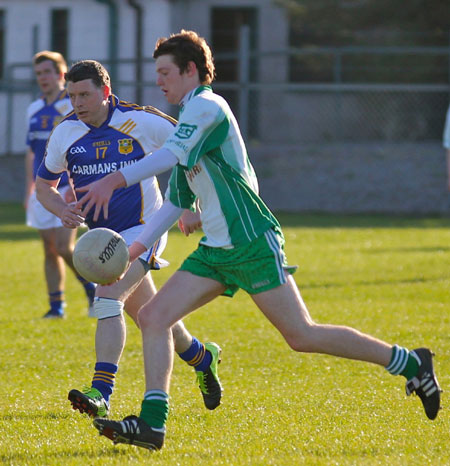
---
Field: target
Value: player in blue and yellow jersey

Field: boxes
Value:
[25,51,95,319]
[35,59,222,420]
[77,31,441,451]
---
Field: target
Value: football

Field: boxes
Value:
[73,228,129,285]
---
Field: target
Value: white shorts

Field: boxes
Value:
[120,224,169,270]
[443,105,450,149]
[26,186,71,230]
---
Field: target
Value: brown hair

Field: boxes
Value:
[33,50,67,75]
[153,30,215,85]
[65,60,111,89]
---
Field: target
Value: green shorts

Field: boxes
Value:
[179,228,298,297]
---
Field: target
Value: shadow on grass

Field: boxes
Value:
[0,229,39,241]
[2,203,450,241]
[0,203,25,224]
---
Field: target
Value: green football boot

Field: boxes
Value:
[196,342,223,410]
[68,387,109,418]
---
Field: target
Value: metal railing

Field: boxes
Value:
[1,38,449,155]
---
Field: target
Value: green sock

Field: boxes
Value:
[400,353,420,380]
[140,390,169,429]
[386,345,419,380]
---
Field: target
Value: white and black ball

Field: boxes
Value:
[73,228,129,285]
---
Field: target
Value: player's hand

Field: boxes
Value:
[75,172,126,221]
[178,210,202,236]
[64,186,77,204]
[60,203,85,229]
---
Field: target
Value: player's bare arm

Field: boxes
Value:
[75,170,127,221]
[128,241,147,263]
[36,175,84,229]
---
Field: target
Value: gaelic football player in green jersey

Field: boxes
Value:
[77,30,441,451]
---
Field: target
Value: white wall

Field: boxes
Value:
[0,0,174,154]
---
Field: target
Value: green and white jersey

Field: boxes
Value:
[164,85,280,248]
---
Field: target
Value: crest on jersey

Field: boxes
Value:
[175,123,197,139]
[118,138,133,155]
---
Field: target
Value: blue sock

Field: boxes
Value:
[49,291,64,313]
[178,337,212,372]
[91,362,118,403]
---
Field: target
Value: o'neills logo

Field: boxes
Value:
[98,236,121,263]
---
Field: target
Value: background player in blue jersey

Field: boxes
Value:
[35,59,222,419]
[25,50,95,318]
[77,31,441,451]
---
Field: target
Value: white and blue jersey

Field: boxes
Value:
[26,90,72,187]
[38,95,176,233]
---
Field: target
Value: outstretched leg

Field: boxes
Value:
[252,274,441,419]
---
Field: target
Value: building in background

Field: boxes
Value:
[0,0,448,155]
[0,0,287,155]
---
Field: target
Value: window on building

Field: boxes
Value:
[51,9,69,58]
[0,10,5,79]
[211,7,258,137]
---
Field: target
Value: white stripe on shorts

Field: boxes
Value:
[264,229,286,285]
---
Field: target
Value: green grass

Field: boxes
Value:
[1,203,449,465]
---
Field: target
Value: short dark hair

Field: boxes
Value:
[65,60,111,88]
[153,30,215,85]
[33,50,67,75]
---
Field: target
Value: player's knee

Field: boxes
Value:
[283,327,317,353]
[138,303,170,333]
[56,245,72,260]
[92,297,124,319]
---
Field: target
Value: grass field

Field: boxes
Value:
[0,203,449,465]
